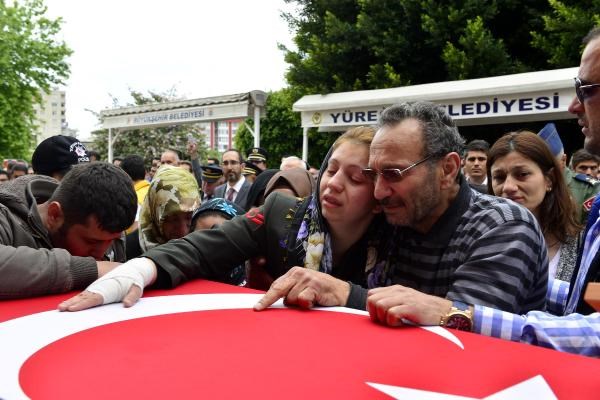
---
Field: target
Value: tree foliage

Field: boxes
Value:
[243,0,600,162]
[234,88,338,168]
[0,0,72,160]
[280,0,554,91]
[90,89,211,166]
[240,1,600,164]
[531,0,600,67]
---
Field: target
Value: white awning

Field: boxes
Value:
[293,68,578,131]
[98,90,268,162]
[100,90,267,130]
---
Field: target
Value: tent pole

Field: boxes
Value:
[254,106,260,147]
[108,128,113,164]
[302,127,309,162]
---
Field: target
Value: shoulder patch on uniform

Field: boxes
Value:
[245,209,264,226]
[583,195,597,212]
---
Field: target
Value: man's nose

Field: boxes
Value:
[568,95,583,115]
[373,177,390,200]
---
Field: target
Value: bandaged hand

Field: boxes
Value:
[58,258,157,311]
[88,257,157,304]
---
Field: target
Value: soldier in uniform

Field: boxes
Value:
[539,123,600,224]
[200,165,223,202]
[571,148,600,177]
[247,147,268,171]
[242,161,262,184]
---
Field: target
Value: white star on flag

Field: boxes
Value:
[367,375,557,400]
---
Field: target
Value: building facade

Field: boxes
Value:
[33,89,73,144]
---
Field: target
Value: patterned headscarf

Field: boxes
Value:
[139,165,200,251]
[289,143,374,275]
[287,136,384,282]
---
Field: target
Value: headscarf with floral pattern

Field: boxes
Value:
[287,145,383,278]
[139,165,200,251]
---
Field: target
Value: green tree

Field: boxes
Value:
[281,0,551,92]
[234,88,338,169]
[442,16,523,80]
[244,1,597,164]
[0,0,72,160]
[531,0,600,67]
[90,89,210,167]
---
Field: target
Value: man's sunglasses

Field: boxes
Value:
[362,154,435,183]
[574,77,600,103]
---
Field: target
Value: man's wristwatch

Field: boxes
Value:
[440,300,473,331]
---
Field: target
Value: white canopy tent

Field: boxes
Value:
[293,67,578,160]
[100,90,268,163]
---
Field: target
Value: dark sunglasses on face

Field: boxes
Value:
[575,77,600,103]
[362,154,435,183]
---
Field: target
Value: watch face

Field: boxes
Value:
[445,314,472,331]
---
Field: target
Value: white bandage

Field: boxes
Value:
[87,258,157,304]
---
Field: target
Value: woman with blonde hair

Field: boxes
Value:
[61,126,386,311]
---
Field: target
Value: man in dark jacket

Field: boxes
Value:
[214,149,252,207]
[0,162,136,299]
[365,26,600,357]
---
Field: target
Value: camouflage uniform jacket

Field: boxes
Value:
[565,168,600,224]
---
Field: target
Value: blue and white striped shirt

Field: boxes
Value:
[472,198,600,357]
[473,305,600,357]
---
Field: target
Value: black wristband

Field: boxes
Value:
[345,282,368,310]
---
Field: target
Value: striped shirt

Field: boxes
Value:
[471,201,600,357]
[380,178,548,314]
[473,305,600,357]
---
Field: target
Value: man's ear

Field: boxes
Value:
[440,152,461,189]
[46,201,65,232]
[560,153,567,170]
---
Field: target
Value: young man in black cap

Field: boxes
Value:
[0,162,137,299]
[247,147,268,171]
[31,135,90,180]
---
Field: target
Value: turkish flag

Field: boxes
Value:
[0,280,598,399]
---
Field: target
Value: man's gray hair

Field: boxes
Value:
[583,26,600,45]
[377,102,465,158]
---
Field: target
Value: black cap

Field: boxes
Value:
[32,135,89,176]
[243,161,262,176]
[201,164,223,183]
[247,147,268,163]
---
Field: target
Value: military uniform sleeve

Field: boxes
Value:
[144,193,289,288]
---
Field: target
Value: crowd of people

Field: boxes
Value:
[4,27,600,359]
